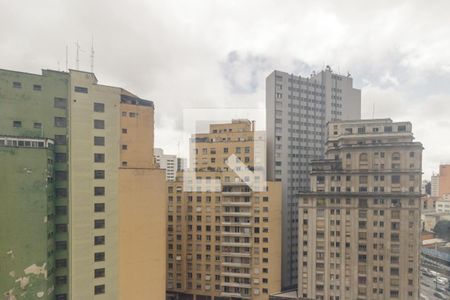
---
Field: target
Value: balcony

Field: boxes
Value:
[222,211,252,217]
[220,291,251,299]
[221,221,251,226]
[222,191,252,197]
[221,281,251,288]
[221,241,251,247]
[221,271,251,278]
[222,200,252,206]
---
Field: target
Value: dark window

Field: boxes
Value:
[74,86,88,93]
[13,121,22,128]
[122,144,127,150]
[55,276,67,285]
[55,171,67,181]
[94,219,105,228]
[94,102,105,112]
[94,252,105,262]
[33,84,42,91]
[384,126,392,132]
[56,259,67,268]
[56,224,68,233]
[94,268,105,278]
[121,161,127,167]
[54,117,67,128]
[55,188,68,197]
[94,119,105,129]
[55,294,67,300]
[391,175,401,184]
[94,284,105,295]
[55,153,67,163]
[94,236,105,245]
[122,128,127,134]
[55,206,68,215]
[94,170,105,179]
[34,122,42,129]
[54,135,67,145]
[13,81,22,88]
[94,203,105,212]
[94,153,105,163]
[398,125,406,132]
[94,187,105,196]
[55,241,67,250]
[94,136,105,146]
[54,98,67,108]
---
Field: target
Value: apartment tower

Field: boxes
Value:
[298,119,422,300]
[266,67,361,288]
[439,164,450,198]
[0,68,166,300]
[166,120,282,299]
[154,147,178,181]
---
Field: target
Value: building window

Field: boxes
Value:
[33,84,42,91]
[54,117,67,128]
[121,161,128,167]
[94,119,105,129]
[94,203,105,212]
[94,153,105,163]
[94,252,105,262]
[129,112,136,117]
[33,122,42,129]
[94,170,105,179]
[94,236,105,245]
[94,102,105,112]
[391,175,401,184]
[13,81,22,88]
[94,219,105,229]
[122,144,127,150]
[94,284,105,295]
[56,224,68,233]
[55,171,68,181]
[55,153,67,163]
[55,241,67,250]
[122,128,127,134]
[13,121,22,128]
[94,187,105,196]
[94,268,105,278]
[74,86,88,93]
[55,188,68,197]
[94,136,105,146]
[55,135,67,145]
[54,97,67,108]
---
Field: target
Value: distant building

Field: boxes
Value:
[298,119,422,300]
[265,67,361,288]
[431,173,440,197]
[154,148,177,181]
[439,164,450,197]
[177,157,187,171]
[436,198,450,213]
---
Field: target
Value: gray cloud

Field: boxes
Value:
[1,0,449,178]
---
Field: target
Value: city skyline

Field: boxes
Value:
[1,1,449,179]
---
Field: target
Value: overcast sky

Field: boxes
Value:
[1,0,449,179]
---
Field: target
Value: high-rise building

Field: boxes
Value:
[154,148,177,181]
[177,157,188,172]
[439,164,450,198]
[0,68,166,300]
[166,119,282,300]
[265,67,361,288]
[298,119,422,300]
[431,174,440,197]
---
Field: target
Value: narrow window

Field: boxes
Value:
[74,86,88,93]
[33,84,42,91]
[13,121,22,128]
[94,136,105,146]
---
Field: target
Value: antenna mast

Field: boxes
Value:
[65,46,68,71]
[75,41,80,70]
[90,36,95,73]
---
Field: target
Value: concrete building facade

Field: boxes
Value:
[266,68,361,288]
[166,120,282,299]
[298,119,423,300]
[0,68,166,300]
[431,174,440,197]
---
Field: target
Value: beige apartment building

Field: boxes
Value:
[439,164,450,198]
[166,120,282,300]
[298,119,423,300]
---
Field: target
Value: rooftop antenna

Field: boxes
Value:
[65,45,68,71]
[75,41,80,70]
[90,36,95,73]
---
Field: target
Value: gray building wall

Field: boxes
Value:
[266,68,361,289]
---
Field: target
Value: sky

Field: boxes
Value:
[1,0,449,179]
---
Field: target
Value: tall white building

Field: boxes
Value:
[154,148,177,181]
[431,174,440,197]
[266,67,361,288]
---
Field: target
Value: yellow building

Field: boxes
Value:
[167,120,282,300]
[68,70,166,300]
